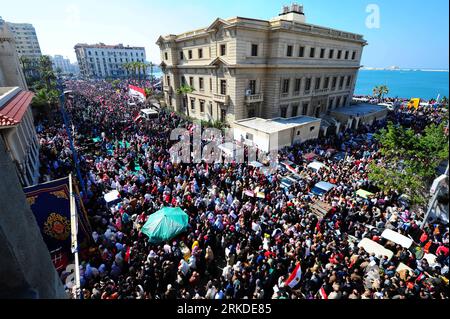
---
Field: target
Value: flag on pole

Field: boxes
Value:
[285,262,302,288]
[129,85,146,102]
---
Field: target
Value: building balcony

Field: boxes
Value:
[304,90,311,95]
[280,93,289,99]
[213,93,230,104]
[245,93,263,103]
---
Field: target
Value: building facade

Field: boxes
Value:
[0,86,39,186]
[157,4,366,126]
[5,20,42,79]
[50,55,79,76]
[0,17,28,89]
[74,43,146,79]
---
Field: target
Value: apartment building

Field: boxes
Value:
[74,43,146,79]
[6,22,42,59]
[157,4,366,128]
[50,55,79,76]
[0,17,27,89]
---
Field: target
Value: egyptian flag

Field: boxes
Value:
[129,85,146,102]
[319,286,328,299]
[285,262,302,288]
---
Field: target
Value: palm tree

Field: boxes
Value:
[38,55,57,90]
[372,85,389,101]
[175,84,195,117]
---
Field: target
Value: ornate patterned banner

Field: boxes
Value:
[24,177,92,272]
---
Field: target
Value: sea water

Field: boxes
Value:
[355,69,449,100]
[154,69,449,101]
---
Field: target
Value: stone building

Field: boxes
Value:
[0,86,40,186]
[157,4,367,128]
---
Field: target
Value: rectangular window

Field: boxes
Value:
[346,76,352,88]
[189,77,194,87]
[198,48,203,59]
[345,51,349,60]
[249,80,256,95]
[220,80,227,95]
[332,77,337,89]
[199,77,204,90]
[180,51,184,60]
[200,100,205,113]
[299,46,305,57]
[220,44,226,56]
[343,96,348,106]
[251,44,258,57]
[190,98,195,111]
[294,78,301,92]
[337,97,341,107]
[164,52,168,60]
[287,45,293,57]
[339,76,345,89]
[305,78,311,91]
[315,78,321,90]
[320,48,325,59]
[302,103,309,115]
[291,104,299,117]
[167,76,171,86]
[337,50,342,59]
[324,77,330,89]
[282,79,290,94]
[309,47,315,58]
[209,78,212,91]
[181,76,186,85]
[280,106,288,118]
[352,51,357,60]
[188,50,193,59]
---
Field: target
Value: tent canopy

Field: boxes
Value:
[358,238,394,260]
[141,207,189,243]
[104,190,120,203]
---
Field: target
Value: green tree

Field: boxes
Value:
[38,55,57,91]
[368,122,449,206]
[175,84,195,117]
[372,85,389,100]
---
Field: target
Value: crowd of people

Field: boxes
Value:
[36,80,449,299]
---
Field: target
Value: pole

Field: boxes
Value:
[69,174,81,299]
[58,80,87,195]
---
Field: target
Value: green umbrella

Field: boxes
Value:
[141,207,189,243]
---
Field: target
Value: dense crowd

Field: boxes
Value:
[36,80,449,299]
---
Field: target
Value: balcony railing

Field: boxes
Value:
[304,90,311,95]
[280,93,290,99]
[245,93,263,103]
[213,94,229,104]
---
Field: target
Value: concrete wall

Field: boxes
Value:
[0,137,67,299]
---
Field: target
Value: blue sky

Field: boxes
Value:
[1,0,448,69]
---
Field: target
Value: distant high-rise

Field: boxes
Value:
[5,19,42,79]
[51,55,79,76]
[0,17,27,89]
[74,43,146,79]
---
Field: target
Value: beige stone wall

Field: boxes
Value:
[158,15,366,125]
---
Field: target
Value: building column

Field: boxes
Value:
[0,137,67,299]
